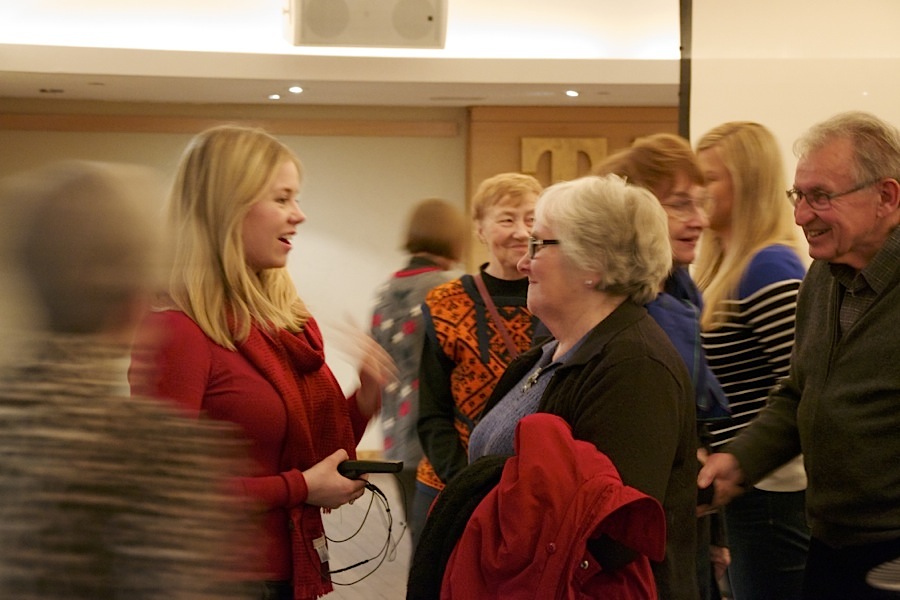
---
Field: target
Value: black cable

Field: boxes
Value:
[319,477,402,586]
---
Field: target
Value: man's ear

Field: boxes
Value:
[876,177,900,217]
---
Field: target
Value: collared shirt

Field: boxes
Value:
[831,225,900,336]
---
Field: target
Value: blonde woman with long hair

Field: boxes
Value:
[130,125,395,600]
[695,121,809,600]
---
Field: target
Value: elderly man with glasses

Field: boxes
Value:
[699,111,900,600]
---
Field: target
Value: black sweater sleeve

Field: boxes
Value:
[417,320,470,484]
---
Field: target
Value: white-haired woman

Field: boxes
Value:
[468,174,698,599]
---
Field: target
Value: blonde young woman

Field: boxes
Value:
[130,125,394,600]
[695,121,810,600]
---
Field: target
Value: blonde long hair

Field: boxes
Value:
[166,125,309,349]
[694,121,803,330]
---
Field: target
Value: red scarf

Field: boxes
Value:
[239,318,357,599]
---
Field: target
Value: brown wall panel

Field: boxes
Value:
[465,105,678,269]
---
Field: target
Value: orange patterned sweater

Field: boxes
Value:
[416,272,535,492]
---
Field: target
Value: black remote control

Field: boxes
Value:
[337,459,403,479]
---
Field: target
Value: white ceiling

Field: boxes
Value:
[0,0,682,107]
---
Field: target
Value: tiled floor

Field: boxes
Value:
[322,473,412,600]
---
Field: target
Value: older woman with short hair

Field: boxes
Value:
[468,174,698,599]
[415,172,540,548]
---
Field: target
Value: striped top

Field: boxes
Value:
[702,246,806,453]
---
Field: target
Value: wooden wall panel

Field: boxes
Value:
[465,105,679,269]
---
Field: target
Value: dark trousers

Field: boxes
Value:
[260,580,293,600]
[725,488,809,600]
[396,468,417,529]
[803,536,900,600]
[697,513,723,600]
[410,482,439,552]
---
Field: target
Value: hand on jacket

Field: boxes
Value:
[303,449,367,510]
[697,452,745,516]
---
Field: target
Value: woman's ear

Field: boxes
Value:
[474,221,487,245]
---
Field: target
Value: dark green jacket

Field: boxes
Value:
[728,226,900,547]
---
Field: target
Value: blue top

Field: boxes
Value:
[647,267,730,422]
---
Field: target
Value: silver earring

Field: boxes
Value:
[585,280,594,286]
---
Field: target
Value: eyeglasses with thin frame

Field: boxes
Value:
[659,193,710,223]
[527,236,559,259]
[786,178,881,210]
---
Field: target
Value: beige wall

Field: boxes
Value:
[691,1,900,199]
[464,105,678,270]
[0,100,468,449]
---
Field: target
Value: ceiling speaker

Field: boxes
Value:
[284,0,447,49]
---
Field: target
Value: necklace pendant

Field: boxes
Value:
[522,367,542,391]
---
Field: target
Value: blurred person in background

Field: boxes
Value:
[414,173,541,543]
[695,121,809,600]
[370,197,468,551]
[594,133,730,599]
[129,125,395,600]
[0,160,256,600]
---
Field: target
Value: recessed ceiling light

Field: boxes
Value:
[268,94,281,100]
[565,90,580,98]
[289,86,303,94]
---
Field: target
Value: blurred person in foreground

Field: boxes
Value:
[698,111,900,599]
[414,173,540,541]
[369,198,468,550]
[0,161,256,600]
[695,121,810,600]
[466,174,698,598]
[129,125,395,600]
